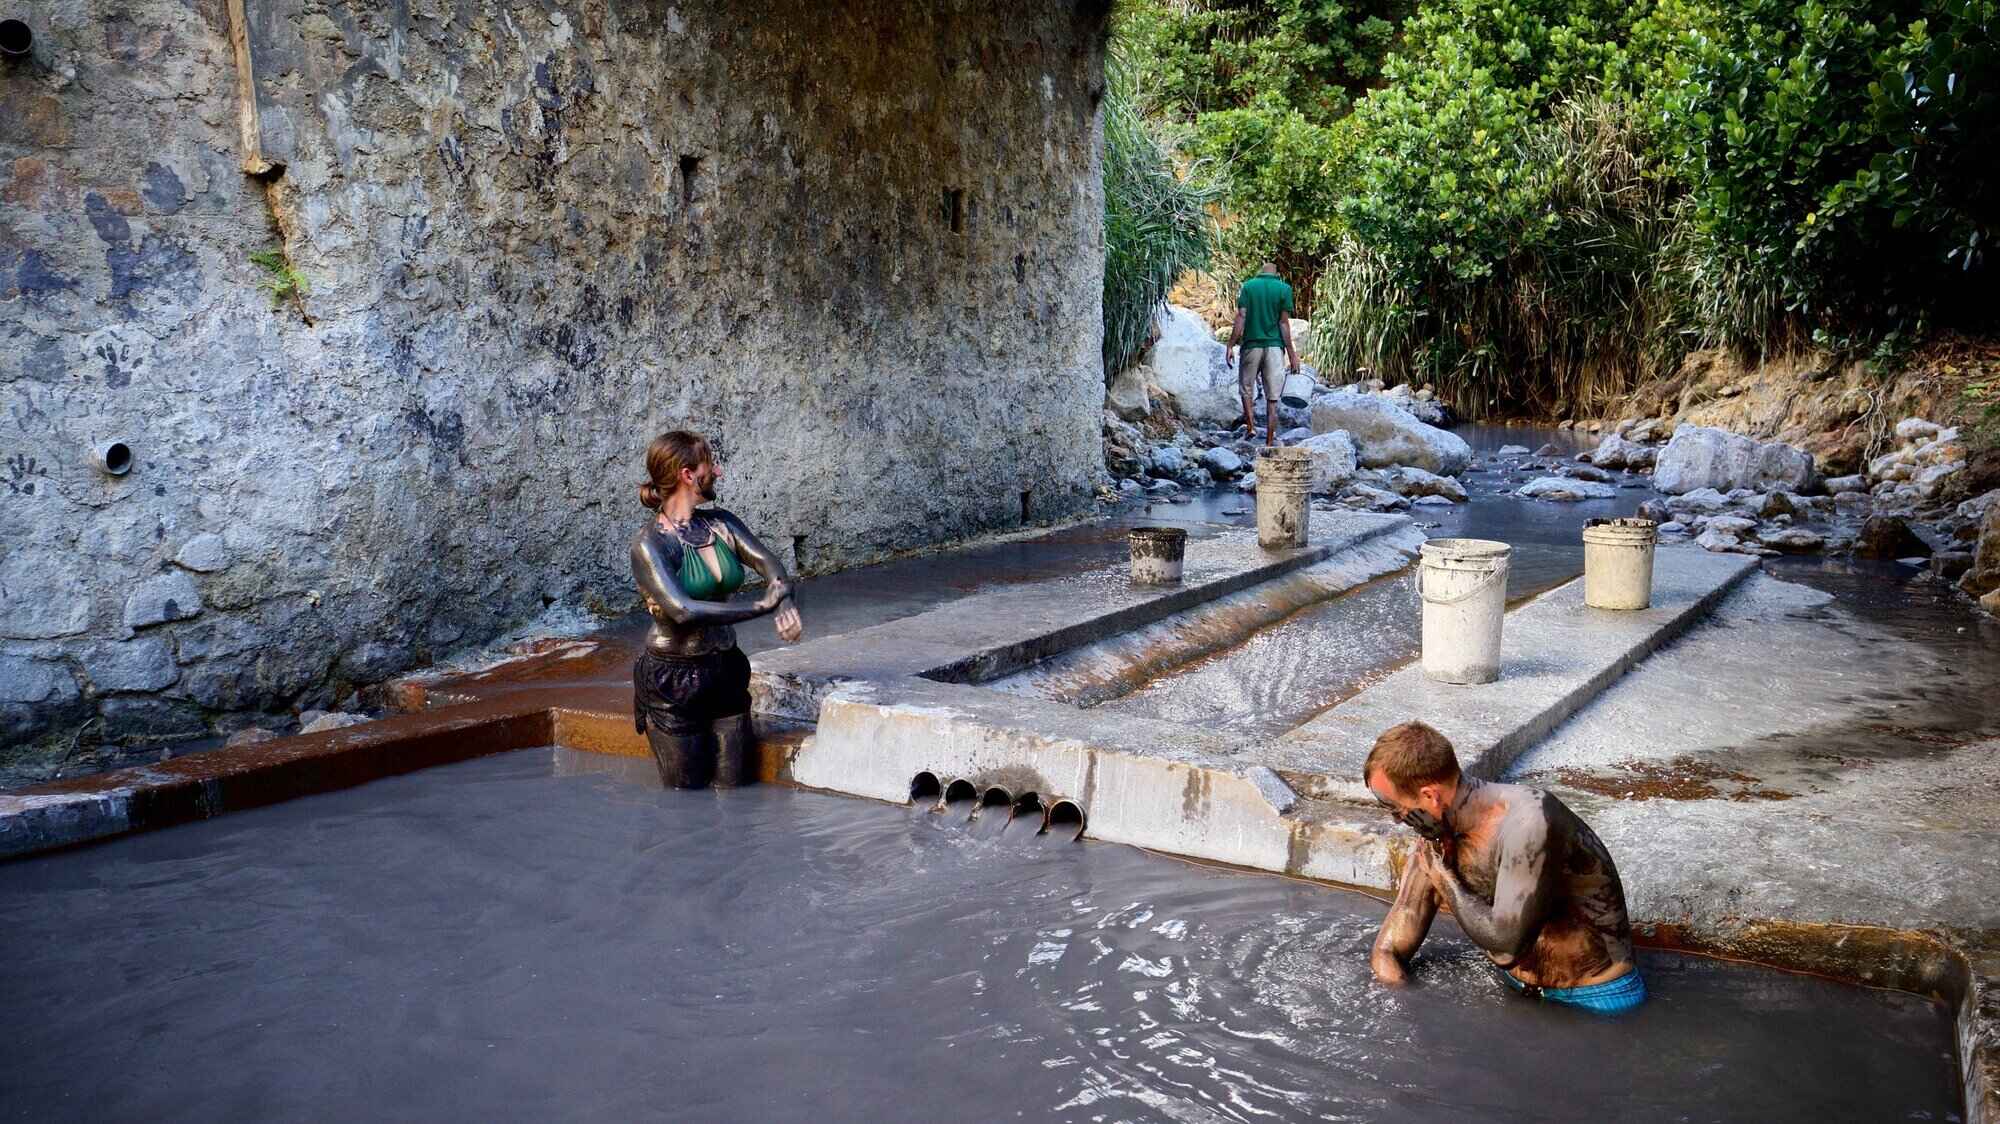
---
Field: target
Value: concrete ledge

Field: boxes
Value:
[751,511,1413,721]
[1271,547,1758,798]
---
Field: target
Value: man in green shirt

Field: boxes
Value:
[1227,263,1300,444]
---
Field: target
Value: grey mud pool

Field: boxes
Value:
[0,748,1959,1123]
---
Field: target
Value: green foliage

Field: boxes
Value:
[1115,0,1414,295]
[249,248,310,312]
[1318,96,1685,414]
[1657,0,1998,347]
[1123,0,1995,414]
[1102,53,1223,377]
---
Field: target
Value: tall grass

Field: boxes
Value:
[1313,96,1689,416]
[1102,51,1223,379]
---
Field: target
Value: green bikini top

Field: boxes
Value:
[655,516,746,602]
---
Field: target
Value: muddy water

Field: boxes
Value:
[0,749,1956,1123]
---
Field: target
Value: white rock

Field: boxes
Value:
[1105,366,1152,421]
[1149,445,1187,477]
[1307,390,1470,475]
[1143,306,1240,425]
[1517,476,1616,501]
[1294,431,1359,493]
[1653,425,1814,495]
[1497,445,1531,457]
[173,533,233,574]
[1341,483,1409,511]
[1895,417,1941,443]
[1588,434,1656,470]
[1667,487,1732,514]
[1237,472,1258,493]
[1200,447,1245,477]
[1412,494,1455,507]
[1824,474,1868,495]
[1381,465,1468,502]
[124,572,203,629]
[300,711,371,735]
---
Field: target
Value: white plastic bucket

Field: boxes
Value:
[1254,448,1314,550]
[1279,371,1317,408]
[1129,526,1187,586]
[1417,538,1511,684]
[1582,518,1657,610]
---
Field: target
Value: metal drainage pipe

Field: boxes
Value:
[910,771,942,803]
[1008,791,1043,825]
[92,440,134,477]
[0,20,31,60]
[974,786,1013,820]
[941,778,977,812]
[1042,799,1086,842]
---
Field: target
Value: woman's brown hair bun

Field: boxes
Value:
[639,430,714,510]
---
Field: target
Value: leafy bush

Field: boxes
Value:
[1102,53,1223,378]
[1656,0,1998,349]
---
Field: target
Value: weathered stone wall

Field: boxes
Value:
[0,0,1109,745]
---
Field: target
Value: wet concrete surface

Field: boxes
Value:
[0,748,1960,1124]
[1509,558,2000,932]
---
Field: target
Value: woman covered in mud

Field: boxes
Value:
[630,430,803,788]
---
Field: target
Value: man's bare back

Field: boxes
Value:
[1371,777,1634,990]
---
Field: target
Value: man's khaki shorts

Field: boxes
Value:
[1239,346,1287,406]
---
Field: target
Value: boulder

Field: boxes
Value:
[1854,515,1930,561]
[1412,494,1456,507]
[1983,589,2000,617]
[1381,465,1468,502]
[1758,527,1825,554]
[1657,521,1689,535]
[1894,417,1942,443]
[1824,474,1868,495]
[1278,426,1313,445]
[1627,417,1671,445]
[1668,487,1732,515]
[1588,434,1657,471]
[224,726,280,749]
[1308,391,1471,475]
[1517,476,1616,501]
[1148,444,1187,478]
[1295,431,1360,493]
[1497,445,1531,458]
[1653,425,1814,495]
[1201,447,1246,477]
[1930,551,1974,582]
[1237,472,1258,493]
[1563,464,1614,484]
[1757,492,1800,519]
[1534,443,1562,457]
[1142,306,1240,425]
[1340,483,1409,511]
[1959,502,2000,597]
[1105,366,1152,421]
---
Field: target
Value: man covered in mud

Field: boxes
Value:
[1365,721,1645,1013]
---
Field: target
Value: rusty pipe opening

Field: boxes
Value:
[910,771,942,803]
[974,786,1012,820]
[1009,792,1042,823]
[942,778,977,808]
[1043,800,1086,842]
[0,20,30,59]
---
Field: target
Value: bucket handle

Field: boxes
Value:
[1417,560,1507,606]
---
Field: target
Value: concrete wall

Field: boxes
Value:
[0,0,1109,746]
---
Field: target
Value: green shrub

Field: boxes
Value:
[1102,52,1223,378]
[1656,0,1998,349]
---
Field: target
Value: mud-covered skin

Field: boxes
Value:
[1371,778,1635,990]
[628,507,794,657]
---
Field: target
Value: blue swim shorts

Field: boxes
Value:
[1501,968,1647,1013]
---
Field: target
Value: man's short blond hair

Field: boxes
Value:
[1363,721,1461,793]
